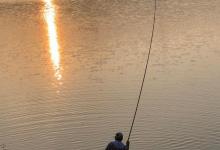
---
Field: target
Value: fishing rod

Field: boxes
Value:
[127,0,157,141]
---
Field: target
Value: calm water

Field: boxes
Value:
[1,0,220,149]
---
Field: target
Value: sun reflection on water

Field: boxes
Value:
[43,0,62,81]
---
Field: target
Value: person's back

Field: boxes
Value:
[105,132,129,150]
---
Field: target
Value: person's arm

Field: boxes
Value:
[124,140,130,150]
[105,142,113,150]
[105,144,109,150]
[105,143,109,150]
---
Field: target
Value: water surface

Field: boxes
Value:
[0,0,220,149]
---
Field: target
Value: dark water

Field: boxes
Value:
[1,0,220,149]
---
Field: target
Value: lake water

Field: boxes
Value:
[1,0,220,149]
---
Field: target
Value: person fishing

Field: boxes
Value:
[106,0,157,149]
[105,132,130,150]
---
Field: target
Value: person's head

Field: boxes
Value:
[115,132,123,141]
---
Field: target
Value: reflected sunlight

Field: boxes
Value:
[43,0,62,81]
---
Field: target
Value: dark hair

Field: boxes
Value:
[115,132,123,141]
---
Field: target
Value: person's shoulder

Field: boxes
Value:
[106,141,115,149]
[108,141,115,146]
[110,141,115,144]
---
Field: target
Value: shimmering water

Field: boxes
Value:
[1,0,220,149]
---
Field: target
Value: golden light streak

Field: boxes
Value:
[43,0,62,81]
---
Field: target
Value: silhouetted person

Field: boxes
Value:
[105,132,130,150]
